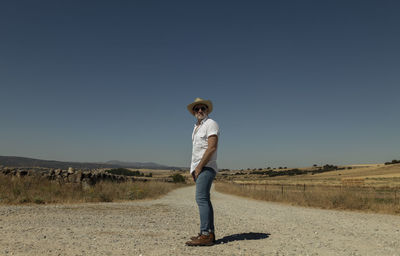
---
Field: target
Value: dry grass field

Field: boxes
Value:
[215,163,400,215]
[0,170,188,204]
[218,163,400,186]
[110,168,191,182]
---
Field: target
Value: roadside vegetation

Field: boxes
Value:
[170,173,186,183]
[0,174,187,204]
[215,163,400,215]
[106,168,153,177]
[215,182,400,215]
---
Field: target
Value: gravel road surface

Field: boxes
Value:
[1,185,399,255]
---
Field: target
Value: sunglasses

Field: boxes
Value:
[193,106,207,112]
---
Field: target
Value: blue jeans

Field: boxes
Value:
[195,167,216,234]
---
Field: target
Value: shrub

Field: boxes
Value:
[171,174,185,183]
[322,164,338,171]
[33,197,45,204]
[385,159,400,165]
[106,168,144,177]
[98,193,113,202]
[19,197,30,203]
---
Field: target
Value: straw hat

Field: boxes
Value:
[187,97,213,115]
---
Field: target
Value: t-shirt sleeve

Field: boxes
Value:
[207,120,220,137]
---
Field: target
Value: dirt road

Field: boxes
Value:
[1,186,399,255]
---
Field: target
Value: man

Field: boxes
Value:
[185,97,220,247]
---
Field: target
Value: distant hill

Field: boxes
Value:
[105,160,167,169]
[0,156,181,170]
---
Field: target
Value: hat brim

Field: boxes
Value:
[187,100,213,115]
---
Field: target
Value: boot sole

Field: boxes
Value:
[190,237,216,242]
[186,242,214,246]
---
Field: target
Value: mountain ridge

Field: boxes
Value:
[0,156,182,170]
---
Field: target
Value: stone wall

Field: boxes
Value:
[0,167,137,187]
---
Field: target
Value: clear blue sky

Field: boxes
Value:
[1,1,399,169]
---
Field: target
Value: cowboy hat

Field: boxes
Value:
[187,97,213,115]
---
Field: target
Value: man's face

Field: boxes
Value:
[193,104,208,120]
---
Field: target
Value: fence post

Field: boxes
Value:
[281,185,284,196]
[303,184,306,193]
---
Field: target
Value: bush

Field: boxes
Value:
[98,193,113,202]
[385,159,400,165]
[106,168,144,177]
[322,164,338,171]
[171,174,185,183]
[34,197,45,204]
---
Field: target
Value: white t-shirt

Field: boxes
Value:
[190,117,220,174]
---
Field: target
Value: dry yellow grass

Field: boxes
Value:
[225,164,400,187]
[216,164,400,215]
[215,182,400,215]
[0,174,187,204]
[313,164,400,179]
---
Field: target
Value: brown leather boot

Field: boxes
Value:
[190,232,215,242]
[190,233,201,240]
[186,233,215,246]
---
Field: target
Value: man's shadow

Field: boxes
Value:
[215,232,270,245]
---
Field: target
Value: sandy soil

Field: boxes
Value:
[1,186,399,256]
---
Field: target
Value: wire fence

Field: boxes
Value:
[220,182,400,206]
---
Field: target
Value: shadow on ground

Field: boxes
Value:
[215,232,270,245]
